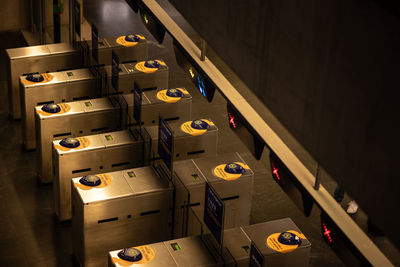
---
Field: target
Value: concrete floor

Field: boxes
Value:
[0,0,398,266]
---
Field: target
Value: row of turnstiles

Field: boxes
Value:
[6,33,311,266]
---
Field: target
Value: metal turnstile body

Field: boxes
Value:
[145,118,218,161]
[224,218,311,266]
[23,60,169,150]
[108,235,222,267]
[72,166,173,267]
[53,130,143,221]
[36,98,120,184]
[108,219,311,267]
[173,152,254,238]
[22,68,100,150]
[7,36,149,119]
[36,88,191,184]
[6,43,82,119]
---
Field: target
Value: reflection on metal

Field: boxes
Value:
[200,39,206,61]
[139,0,394,265]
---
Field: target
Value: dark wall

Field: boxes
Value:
[168,0,400,247]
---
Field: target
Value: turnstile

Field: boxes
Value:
[53,130,143,221]
[146,118,218,160]
[22,59,169,150]
[7,35,148,119]
[173,152,254,238]
[109,218,311,267]
[53,119,218,221]
[109,235,222,267]
[72,166,173,267]
[36,88,191,184]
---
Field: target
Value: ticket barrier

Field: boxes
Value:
[53,119,219,221]
[6,34,148,119]
[36,87,191,184]
[22,59,168,150]
[72,166,173,267]
[109,218,311,267]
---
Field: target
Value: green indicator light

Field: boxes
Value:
[85,101,92,107]
[67,72,74,77]
[105,135,113,141]
[144,15,149,24]
[171,243,181,251]
[189,67,194,78]
[128,171,136,178]
[242,245,250,254]
[191,174,199,180]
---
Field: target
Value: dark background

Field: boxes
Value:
[168,0,400,248]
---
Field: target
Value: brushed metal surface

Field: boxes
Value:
[108,242,176,267]
[145,118,218,161]
[21,68,100,150]
[242,218,311,266]
[36,98,119,184]
[72,166,173,267]
[53,130,143,221]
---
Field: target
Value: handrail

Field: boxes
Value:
[140,0,394,265]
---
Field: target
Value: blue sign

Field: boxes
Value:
[91,24,98,63]
[111,52,119,92]
[158,117,173,172]
[134,88,142,125]
[203,183,224,244]
[249,242,264,267]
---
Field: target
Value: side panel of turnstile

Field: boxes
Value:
[72,167,173,267]
[54,131,143,221]
[7,43,82,119]
[36,98,120,184]
[22,68,100,150]
[145,118,218,161]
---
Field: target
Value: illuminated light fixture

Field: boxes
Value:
[173,40,216,102]
[269,151,314,217]
[322,223,333,243]
[226,102,264,160]
[138,4,166,44]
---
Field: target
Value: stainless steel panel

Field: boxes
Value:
[72,166,173,267]
[36,98,120,184]
[21,69,100,150]
[54,130,143,221]
[145,118,218,161]
[141,88,192,126]
[47,43,77,54]
[173,153,254,238]
[108,242,176,267]
[7,44,82,119]
[166,235,222,267]
[223,228,251,267]
[242,218,311,267]
[104,35,148,63]
[122,60,168,92]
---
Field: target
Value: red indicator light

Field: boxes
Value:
[322,223,333,243]
[228,112,236,128]
[271,162,280,180]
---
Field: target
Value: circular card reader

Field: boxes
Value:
[224,163,245,174]
[79,175,101,187]
[144,60,160,68]
[278,232,302,246]
[118,248,143,262]
[41,103,61,113]
[60,137,80,148]
[190,119,210,130]
[125,34,140,42]
[26,74,44,82]
[166,88,183,98]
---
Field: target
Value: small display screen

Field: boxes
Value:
[191,174,199,180]
[67,72,74,77]
[85,101,92,107]
[128,171,136,178]
[171,243,181,251]
[105,135,113,141]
